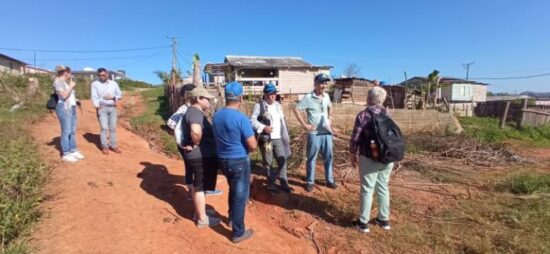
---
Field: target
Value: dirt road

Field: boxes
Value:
[30,99,315,254]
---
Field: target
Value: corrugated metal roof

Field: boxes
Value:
[224,55,314,68]
[0,53,28,65]
[399,76,490,86]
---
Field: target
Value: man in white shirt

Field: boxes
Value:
[250,83,292,193]
[91,68,122,154]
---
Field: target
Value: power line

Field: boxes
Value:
[19,54,167,61]
[472,72,550,80]
[0,45,170,53]
[113,50,168,69]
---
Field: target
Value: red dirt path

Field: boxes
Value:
[29,99,316,254]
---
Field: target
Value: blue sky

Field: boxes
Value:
[1,0,549,92]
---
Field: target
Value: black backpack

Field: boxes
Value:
[46,90,58,110]
[363,110,405,164]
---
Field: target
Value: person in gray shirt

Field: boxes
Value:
[91,68,122,154]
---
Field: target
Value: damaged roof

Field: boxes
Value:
[224,55,331,69]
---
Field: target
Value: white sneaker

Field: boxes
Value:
[71,151,85,159]
[62,154,78,162]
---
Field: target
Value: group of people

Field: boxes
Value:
[53,66,398,243]
[175,73,399,243]
[52,65,122,162]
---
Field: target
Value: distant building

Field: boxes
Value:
[204,55,332,98]
[399,76,489,103]
[535,98,550,106]
[333,78,375,104]
[25,65,52,74]
[72,69,130,81]
[0,53,27,75]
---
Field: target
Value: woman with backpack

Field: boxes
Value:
[53,65,85,162]
[349,86,403,233]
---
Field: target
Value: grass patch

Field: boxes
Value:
[499,173,550,195]
[368,170,550,253]
[130,86,178,156]
[0,73,51,253]
[459,116,550,147]
[118,80,153,91]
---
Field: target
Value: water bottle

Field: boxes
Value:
[370,140,379,161]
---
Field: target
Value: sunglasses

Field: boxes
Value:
[199,96,211,101]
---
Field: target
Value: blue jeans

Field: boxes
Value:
[55,102,77,156]
[306,133,334,185]
[98,106,118,148]
[219,157,250,239]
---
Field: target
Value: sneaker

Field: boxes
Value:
[71,151,85,159]
[62,154,78,163]
[193,208,217,221]
[102,147,109,155]
[232,229,254,243]
[306,184,314,192]
[205,189,223,196]
[326,182,338,189]
[196,216,221,228]
[375,218,391,231]
[352,219,370,233]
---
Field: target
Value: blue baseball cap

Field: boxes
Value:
[263,83,277,94]
[314,73,331,83]
[225,81,244,98]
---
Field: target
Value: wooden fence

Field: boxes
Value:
[475,99,550,128]
[241,101,461,134]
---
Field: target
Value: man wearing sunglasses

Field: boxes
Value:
[91,68,122,154]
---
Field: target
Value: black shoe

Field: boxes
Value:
[374,218,391,231]
[326,182,338,189]
[280,182,293,193]
[232,229,254,243]
[267,183,278,193]
[352,219,369,233]
[305,184,314,192]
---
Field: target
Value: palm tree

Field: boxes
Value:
[192,53,202,87]
[427,70,440,107]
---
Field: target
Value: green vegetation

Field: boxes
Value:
[459,116,550,147]
[0,73,52,253]
[365,169,550,253]
[130,86,178,156]
[117,80,153,91]
[500,173,550,195]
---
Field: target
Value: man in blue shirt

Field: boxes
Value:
[213,81,257,243]
[91,68,122,155]
[293,73,337,192]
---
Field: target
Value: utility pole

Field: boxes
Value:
[462,62,475,80]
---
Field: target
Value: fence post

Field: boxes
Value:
[516,98,529,129]
[500,101,511,129]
